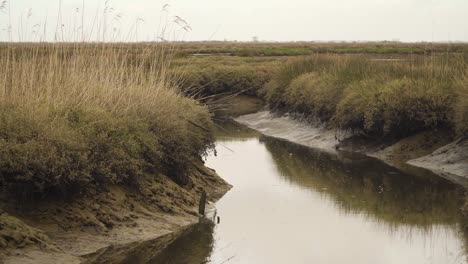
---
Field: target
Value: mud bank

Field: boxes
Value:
[407,138,468,180]
[236,111,468,182]
[0,161,231,264]
[236,111,340,153]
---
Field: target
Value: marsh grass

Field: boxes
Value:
[172,56,283,94]
[262,54,467,138]
[455,70,468,137]
[174,41,468,57]
[0,43,215,197]
[173,48,467,140]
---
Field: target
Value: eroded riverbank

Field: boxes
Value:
[236,111,468,183]
[0,162,231,264]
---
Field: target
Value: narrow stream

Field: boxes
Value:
[152,122,467,264]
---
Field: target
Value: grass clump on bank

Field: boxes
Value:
[173,56,281,96]
[0,44,215,197]
[261,54,467,139]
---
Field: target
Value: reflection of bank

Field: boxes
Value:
[149,220,216,264]
[83,220,215,264]
[262,135,468,259]
[153,129,468,264]
[214,120,260,142]
[261,135,465,228]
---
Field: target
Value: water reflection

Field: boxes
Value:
[213,120,260,142]
[149,221,215,264]
[152,122,467,264]
[262,136,465,228]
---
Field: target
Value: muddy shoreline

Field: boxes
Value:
[236,111,468,185]
[1,105,465,263]
[0,161,231,264]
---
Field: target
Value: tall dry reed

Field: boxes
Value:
[0,43,214,197]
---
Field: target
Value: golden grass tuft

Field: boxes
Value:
[0,43,215,196]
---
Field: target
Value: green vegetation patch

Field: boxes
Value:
[0,44,215,198]
[174,56,282,96]
[262,54,467,138]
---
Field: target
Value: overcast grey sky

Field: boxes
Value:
[1,0,467,42]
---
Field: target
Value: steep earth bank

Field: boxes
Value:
[0,161,230,264]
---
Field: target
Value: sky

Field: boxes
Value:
[0,0,467,42]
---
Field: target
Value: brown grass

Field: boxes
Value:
[0,43,215,197]
[262,54,467,138]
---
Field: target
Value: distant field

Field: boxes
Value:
[173,42,468,139]
[173,41,468,57]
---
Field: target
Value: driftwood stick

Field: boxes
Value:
[198,190,207,216]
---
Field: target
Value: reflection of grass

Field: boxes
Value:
[149,221,215,264]
[214,120,259,142]
[262,137,465,228]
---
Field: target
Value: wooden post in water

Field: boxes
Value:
[198,190,207,216]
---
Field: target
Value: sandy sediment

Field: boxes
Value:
[407,138,468,180]
[0,161,231,264]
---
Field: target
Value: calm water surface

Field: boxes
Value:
[153,122,467,264]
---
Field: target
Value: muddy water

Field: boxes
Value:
[153,122,468,264]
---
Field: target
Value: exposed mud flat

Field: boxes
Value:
[236,111,468,181]
[236,111,341,153]
[0,161,231,264]
[408,138,468,180]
